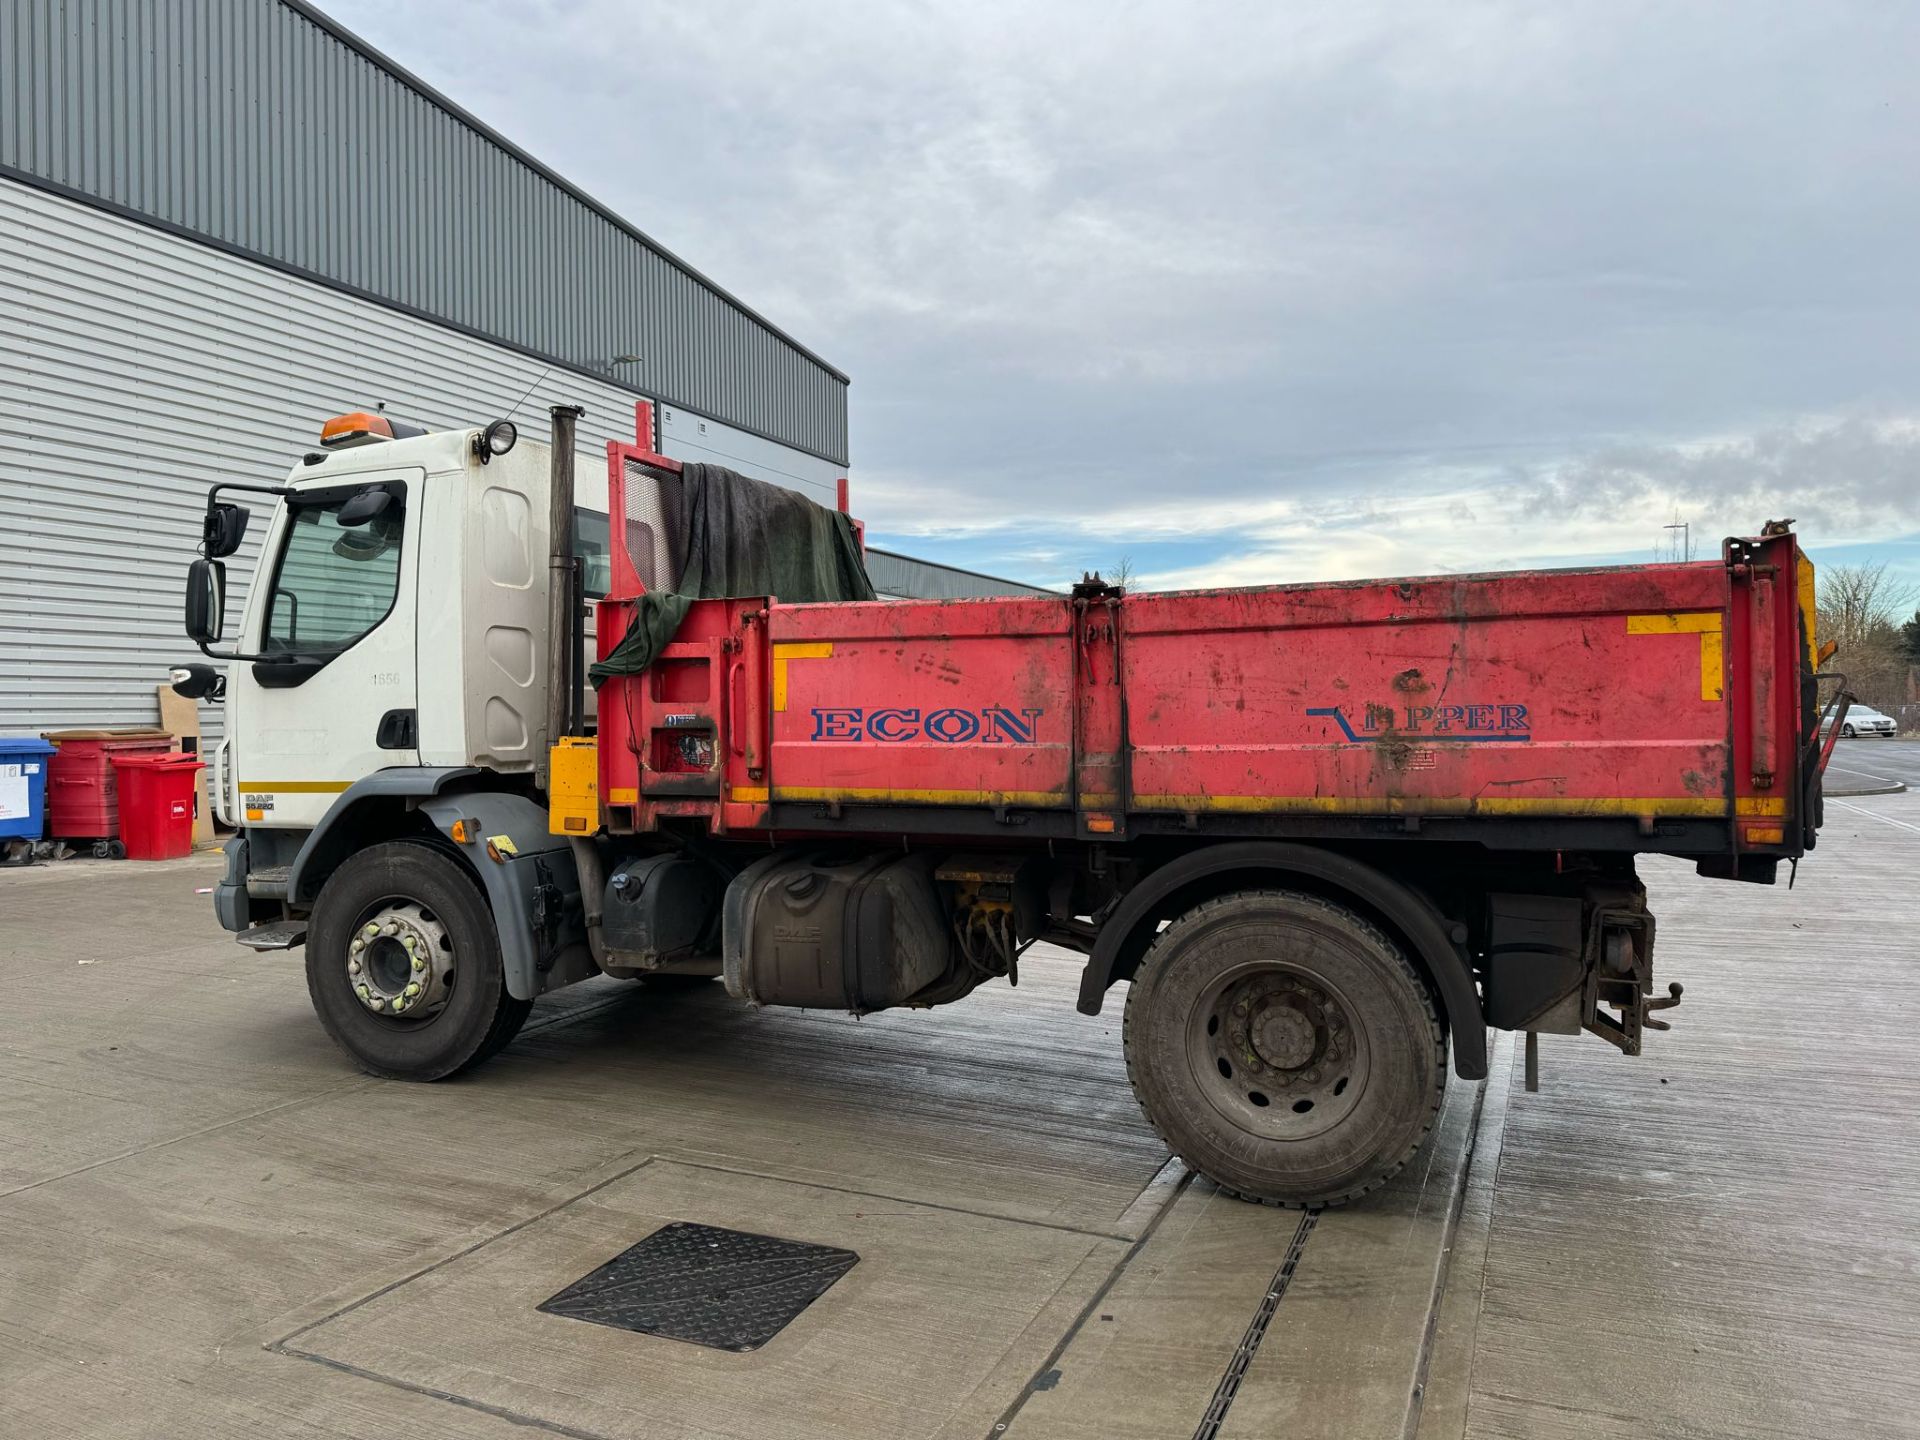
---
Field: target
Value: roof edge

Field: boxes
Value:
[864,546,1058,595]
[283,0,850,386]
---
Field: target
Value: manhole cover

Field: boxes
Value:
[537,1222,860,1352]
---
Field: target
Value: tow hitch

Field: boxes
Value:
[1586,919,1679,1055]
[1524,927,1683,1094]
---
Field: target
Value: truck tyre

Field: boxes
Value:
[305,841,531,1080]
[1124,890,1445,1208]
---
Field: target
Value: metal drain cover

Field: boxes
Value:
[537,1222,859,1351]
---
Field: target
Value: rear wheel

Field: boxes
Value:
[305,841,530,1080]
[1123,890,1445,1207]
[1842,723,1856,738]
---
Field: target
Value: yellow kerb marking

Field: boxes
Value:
[1626,613,1724,702]
[771,642,834,712]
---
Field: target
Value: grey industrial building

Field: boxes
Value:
[0,0,1044,742]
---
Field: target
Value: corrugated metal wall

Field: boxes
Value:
[0,177,847,742]
[0,0,849,464]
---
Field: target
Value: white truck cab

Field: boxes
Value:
[194,412,601,828]
[178,407,606,1080]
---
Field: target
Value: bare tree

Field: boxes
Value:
[1108,555,1137,591]
[1816,563,1918,718]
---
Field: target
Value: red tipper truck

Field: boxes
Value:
[184,403,1835,1207]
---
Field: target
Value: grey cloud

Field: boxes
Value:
[1522,419,1920,536]
[329,0,1920,569]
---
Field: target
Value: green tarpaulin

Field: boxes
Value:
[589,462,876,685]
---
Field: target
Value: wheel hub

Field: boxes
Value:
[346,902,453,1019]
[1192,966,1368,1141]
[1252,1002,1318,1070]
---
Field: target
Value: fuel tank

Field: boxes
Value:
[722,851,952,1012]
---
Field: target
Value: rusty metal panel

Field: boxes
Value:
[593,537,1813,863]
[763,598,1077,811]
[1120,563,1747,823]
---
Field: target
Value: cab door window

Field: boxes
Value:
[262,489,406,655]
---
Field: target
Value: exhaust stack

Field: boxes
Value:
[541,404,585,791]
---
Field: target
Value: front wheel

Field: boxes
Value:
[1123,890,1445,1208]
[305,841,531,1080]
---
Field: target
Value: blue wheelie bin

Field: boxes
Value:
[0,736,56,842]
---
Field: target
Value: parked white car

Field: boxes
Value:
[1822,703,1899,738]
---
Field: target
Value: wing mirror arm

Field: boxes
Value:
[185,482,293,661]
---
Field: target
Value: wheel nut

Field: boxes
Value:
[1304,1068,1320,1083]
[349,938,364,956]
[411,956,426,972]
[1233,1000,1248,1016]
[348,958,361,976]
[404,982,421,997]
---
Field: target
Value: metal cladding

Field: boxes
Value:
[0,0,848,464]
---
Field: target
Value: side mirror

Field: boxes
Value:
[185,558,226,645]
[337,486,393,527]
[203,502,250,557]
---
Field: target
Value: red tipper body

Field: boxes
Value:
[595,416,1819,865]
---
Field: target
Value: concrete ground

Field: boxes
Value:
[1,755,1916,1439]
[1823,732,1920,794]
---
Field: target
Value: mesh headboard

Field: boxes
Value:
[615,457,685,593]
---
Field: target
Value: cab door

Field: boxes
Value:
[230,470,421,830]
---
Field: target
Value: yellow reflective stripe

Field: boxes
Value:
[1626,613,1721,633]
[629,784,1784,817]
[1131,793,1782,818]
[237,780,353,793]
[770,642,833,712]
[772,785,1065,806]
[1626,612,1724,701]
[1796,554,1819,672]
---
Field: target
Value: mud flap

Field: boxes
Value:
[416,793,590,1000]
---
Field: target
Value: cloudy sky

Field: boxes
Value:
[332,0,1920,595]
